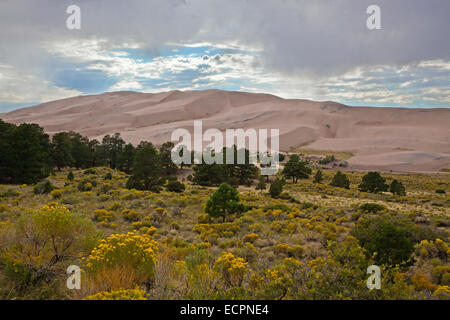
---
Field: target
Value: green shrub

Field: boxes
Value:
[78,179,97,192]
[33,181,55,195]
[84,168,96,175]
[67,171,74,181]
[359,203,387,214]
[351,213,439,265]
[166,180,186,193]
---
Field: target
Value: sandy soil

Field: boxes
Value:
[2,89,449,173]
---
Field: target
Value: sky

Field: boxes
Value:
[0,0,449,112]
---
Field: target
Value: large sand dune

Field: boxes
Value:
[2,90,449,173]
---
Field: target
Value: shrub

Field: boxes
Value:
[358,203,387,214]
[50,189,63,199]
[215,252,248,287]
[93,209,115,222]
[104,172,113,180]
[0,203,95,290]
[83,288,148,300]
[351,213,436,265]
[78,179,97,192]
[33,181,55,195]
[84,168,96,175]
[84,232,158,288]
[67,171,74,180]
[319,155,335,165]
[122,209,140,222]
[435,189,446,194]
[243,233,259,243]
[166,180,186,193]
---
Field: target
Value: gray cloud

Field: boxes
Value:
[1,0,449,76]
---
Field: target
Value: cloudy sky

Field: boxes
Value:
[0,0,449,112]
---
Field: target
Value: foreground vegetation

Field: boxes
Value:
[0,166,448,300]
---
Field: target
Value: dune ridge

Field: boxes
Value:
[2,89,450,173]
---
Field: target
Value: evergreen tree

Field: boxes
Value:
[102,133,125,169]
[67,171,74,181]
[69,132,91,169]
[282,154,311,183]
[313,169,323,183]
[119,143,135,174]
[0,121,52,184]
[256,176,267,191]
[13,123,52,184]
[193,162,227,186]
[359,172,388,193]
[390,179,406,196]
[159,141,177,175]
[88,139,101,167]
[205,183,244,222]
[52,132,74,170]
[330,171,350,189]
[126,142,162,191]
[269,177,286,198]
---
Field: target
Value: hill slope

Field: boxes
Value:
[2,90,450,173]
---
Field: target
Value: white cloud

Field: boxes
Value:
[109,79,143,91]
[0,64,81,104]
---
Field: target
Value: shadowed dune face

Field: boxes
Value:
[2,89,450,173]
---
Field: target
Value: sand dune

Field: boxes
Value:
[2,89,450,173]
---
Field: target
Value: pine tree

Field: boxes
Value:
[119,143,136,174]
[256,176,267,191]
[390,179,406,196]
[269,177,285,198]
[52,132,74,170]
[126,142,162,191]
[159,141,177,175]
[330,171,350,189]
[313,169,323,183]
[359,172,388,193]
[282,154,311,183]
[205,183,244,222]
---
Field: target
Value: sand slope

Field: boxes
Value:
[2,90,450,173]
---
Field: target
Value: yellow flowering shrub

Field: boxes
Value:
[50,189,63,199]
[121,209,140,222]
[432,285,450,299]
[415,239,448,260]
[243,233,259,243]
[0,204,10,212]
[0,203,94,288]
[411,273,437,291]
[108,201,121,211]
[93,209,115,222]
[215,252,248,286]
[83,287,148,300]
[84,232,158,283]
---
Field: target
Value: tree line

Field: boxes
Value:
[0,120,262,188]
